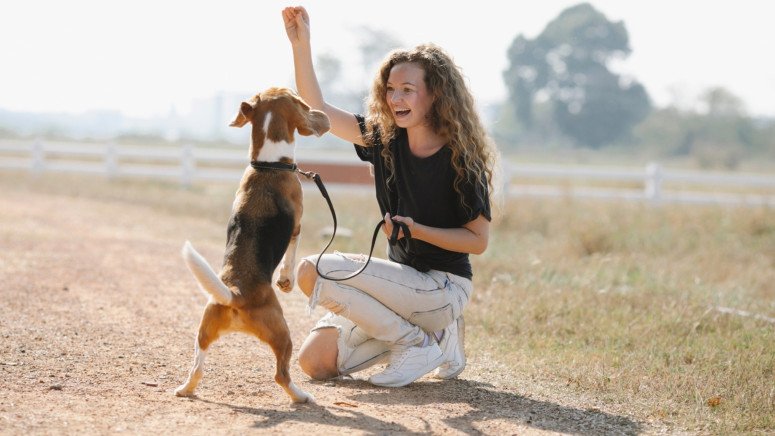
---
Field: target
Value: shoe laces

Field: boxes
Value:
[385,345,413,370]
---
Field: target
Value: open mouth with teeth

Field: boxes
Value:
[395,109,411,117]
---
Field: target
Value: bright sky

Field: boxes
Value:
[2,0,774,118]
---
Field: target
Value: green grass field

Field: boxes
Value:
[5,171,773,433]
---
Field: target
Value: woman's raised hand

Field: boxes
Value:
[282,6,310,47]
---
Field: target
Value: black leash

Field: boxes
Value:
[251,160,409,282]
[297,168,411,281]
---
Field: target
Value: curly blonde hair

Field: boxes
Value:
[364,43,497,212]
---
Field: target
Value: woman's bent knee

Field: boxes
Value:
[299,353,338,381]
[298,329,340,380]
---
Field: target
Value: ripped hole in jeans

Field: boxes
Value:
[336,252,368,264]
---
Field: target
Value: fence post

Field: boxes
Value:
[645,162,663,203]
[31,138,45,174]
[105,141,118,179]
[181,143,195,187]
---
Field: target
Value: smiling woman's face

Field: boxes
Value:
[385,62,434,129]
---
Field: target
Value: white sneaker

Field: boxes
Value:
[368,341,443,387]
[433,316,466,379]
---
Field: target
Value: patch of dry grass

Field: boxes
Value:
[3,171,773,432]
[471,198,775,433]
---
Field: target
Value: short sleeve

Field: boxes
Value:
[458,173,492,223]
[353,114,374,163]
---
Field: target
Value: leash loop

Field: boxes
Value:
[297,167,389,281]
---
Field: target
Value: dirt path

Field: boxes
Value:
[0,184,666,435]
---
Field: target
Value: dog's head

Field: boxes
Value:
[229,87,330,162]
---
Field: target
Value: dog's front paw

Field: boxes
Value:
[276,275,295,293]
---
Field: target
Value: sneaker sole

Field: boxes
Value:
[369,354,444,388]
[433,363,465,380]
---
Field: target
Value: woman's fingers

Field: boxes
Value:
[382,213,393,237]
[298,6,310,25]
[384,213,416,241]
[282,6,310,43]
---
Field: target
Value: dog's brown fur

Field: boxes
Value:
[175,87,329,403]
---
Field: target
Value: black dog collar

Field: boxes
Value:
[250,161,298,172]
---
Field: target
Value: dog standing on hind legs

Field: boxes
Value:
[174,87,330,403]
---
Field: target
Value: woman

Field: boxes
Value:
[283,6,496,387]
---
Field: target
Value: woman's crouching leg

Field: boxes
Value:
[299,313,390,379]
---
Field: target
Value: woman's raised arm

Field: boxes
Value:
[282,6,365,146]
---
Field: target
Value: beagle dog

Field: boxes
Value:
[175,87,330,403]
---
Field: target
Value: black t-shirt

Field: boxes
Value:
[353,115,491,279]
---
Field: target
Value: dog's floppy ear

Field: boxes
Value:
[229,101,255,128]
[290,95,330,137]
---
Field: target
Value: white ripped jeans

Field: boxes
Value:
[306,252,473,374]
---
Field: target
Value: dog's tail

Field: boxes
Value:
[181,241,233,306]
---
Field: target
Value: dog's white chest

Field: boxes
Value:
[257,139,295,162]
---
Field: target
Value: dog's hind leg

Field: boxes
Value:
[175,303,231,397]
[248,303,314,403]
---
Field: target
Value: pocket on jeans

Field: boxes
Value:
[408,304,454,332]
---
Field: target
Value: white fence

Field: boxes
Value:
[1,139,774,207]
[0,139,273,185]
[502,162,775,206]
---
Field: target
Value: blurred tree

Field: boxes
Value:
[699,86,745,117]
[316,52,344,95]
[355,26,404,75]
[503,2,651,148]
[352,26,404,110]
[632,86,775,168]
